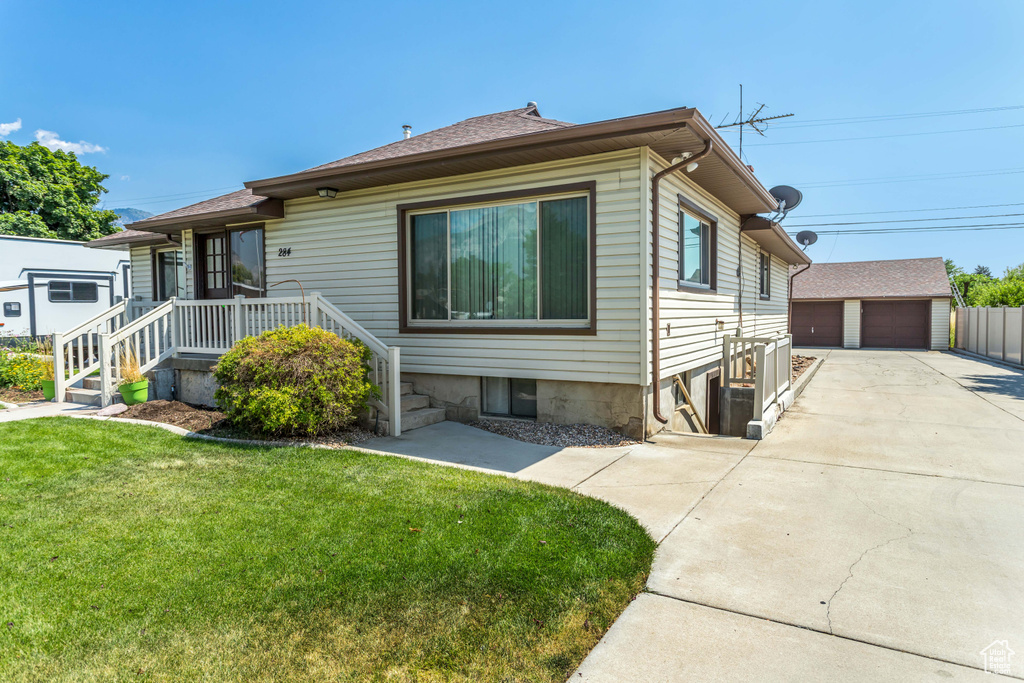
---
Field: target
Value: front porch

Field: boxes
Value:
[51,294,418,435]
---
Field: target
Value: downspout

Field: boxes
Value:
[788,263,812,329]
[651,134,714,424]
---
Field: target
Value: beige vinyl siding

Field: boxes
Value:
[931,298,951,350]
[648,153,786,379]
[129,246,152,301]
[844,300,861,348]
[255,149,645,385]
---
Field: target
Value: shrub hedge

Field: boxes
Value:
[213,324,379,436]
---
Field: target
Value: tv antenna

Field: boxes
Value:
[715,84,794,158]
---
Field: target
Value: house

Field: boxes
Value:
[789,258,952,350]
[0,234,131,339]
[83,103,810,437]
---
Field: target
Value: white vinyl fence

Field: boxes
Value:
[955,306,1024,368]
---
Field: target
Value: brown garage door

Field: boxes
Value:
[791,301,844,347]
[861,300,930,348]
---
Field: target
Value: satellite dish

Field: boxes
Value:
[795,230,818,249]
[769,185,803,213]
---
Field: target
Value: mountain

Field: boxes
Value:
[111,207,154,227]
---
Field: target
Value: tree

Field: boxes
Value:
[974,265,993,278]
[0,141,119,241]
[944,258,964,278]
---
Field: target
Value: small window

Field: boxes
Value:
[48,281,98,303]
[679,210,712,288]
[759,252,771,299]
[482,377,538,418]
[3,302,21,317]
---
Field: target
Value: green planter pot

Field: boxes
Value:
[119,380,149,406]
[41,380,56,401]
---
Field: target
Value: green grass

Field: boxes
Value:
[0,418,654,682]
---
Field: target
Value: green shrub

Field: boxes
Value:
[0,353,48,390]
[213,324,379,436]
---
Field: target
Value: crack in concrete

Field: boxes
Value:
[825,530,912,635]
[824,488,915,636]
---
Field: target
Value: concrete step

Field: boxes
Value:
[380,406,446,434]
[82,376,101,391]
[65,387,103,406]
[400,381,414,396]
[401,393,430,412]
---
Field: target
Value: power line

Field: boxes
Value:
[786,212,1024,228]
[717,105,1024,131]
[796,201,1024,218]
[792,223,1024,236]
[745,122,1024,147]
[102,184,240,204]
[797,167,1024,189]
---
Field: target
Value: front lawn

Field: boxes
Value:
[0,418,654,682]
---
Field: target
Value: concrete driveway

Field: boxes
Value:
[575,350,1024,681]
[366,349,1024,680]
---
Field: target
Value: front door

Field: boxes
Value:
[199,232,229,299]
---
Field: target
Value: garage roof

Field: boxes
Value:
[790,257,952,300]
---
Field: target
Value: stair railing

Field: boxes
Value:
[99,299,176,406]
[52,301,129,403]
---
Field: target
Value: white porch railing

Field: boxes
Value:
[722,332,793,423]
[53,293,402,436]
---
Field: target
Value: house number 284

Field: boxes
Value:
[278,247,292,257]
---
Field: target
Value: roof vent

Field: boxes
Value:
[402,124,412,139]
[527,101,537,108]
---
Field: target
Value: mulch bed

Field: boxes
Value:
[0,387,45,405]
[119,400,376,446]
[470,419,640,448]
[792,355,817,382]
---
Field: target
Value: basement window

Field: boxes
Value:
[482,377,538,418]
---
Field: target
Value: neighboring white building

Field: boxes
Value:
[89,104,811,436]
[0,235,131,338]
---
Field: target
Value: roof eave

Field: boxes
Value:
[125,198,285,235]
[87,232,175,250]
[741,216,812,265]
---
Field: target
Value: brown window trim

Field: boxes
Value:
[396,181,598,336]
[676,194,718,294]
[194,223,266,300]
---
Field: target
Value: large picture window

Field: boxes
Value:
[197,226,265,299]
[402,186,593,331]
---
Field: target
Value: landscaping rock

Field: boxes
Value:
[96,403,129,417]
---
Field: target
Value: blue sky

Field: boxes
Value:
[2,0,1022,273]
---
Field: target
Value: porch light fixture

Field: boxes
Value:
[672,152,700,173]
[317,187,338,199]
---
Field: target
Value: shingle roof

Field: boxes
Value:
[89,229,155,245]
[790,257,952,300]
[305,105,576,172]
[129,188,266,227]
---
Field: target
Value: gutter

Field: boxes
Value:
[651,132,714,425]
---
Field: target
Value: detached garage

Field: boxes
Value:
[789,258,952,350]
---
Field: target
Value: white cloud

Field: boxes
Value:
[0,118,22,136]
[120,175,130,181]
[34,129,106,154]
